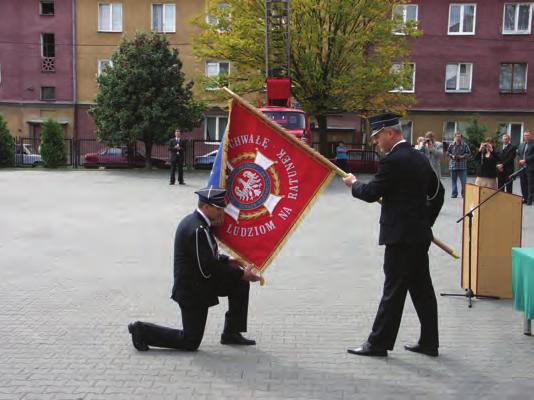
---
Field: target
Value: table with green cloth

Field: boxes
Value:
[512,247,534,336]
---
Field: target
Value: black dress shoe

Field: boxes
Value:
[128,322,149,351]
[179,182,185,185]
[169,182,175,185]
[220,332,256,345]
[404,343,438,357]
[347,342,387,357]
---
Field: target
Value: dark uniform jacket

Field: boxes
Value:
[498,143,517,174]
[171,210,243,308]
[168,137,186,161]
[517,141,534,171]
[352,142,443,245]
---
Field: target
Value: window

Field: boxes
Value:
[205,61,230,90]
[207,2,229,28]
[500,63,527,93]
[503,3,532,34]
[97,59,113,76]
[41,33,55,57]
[152,3,175,33]
[498,122,524,146]
[448,4,476,34]
[392,4,418,34]
[205,116,228,140]
[445,63,472,92]
[41,86,56,100]
[98,3,122,32]
[0,64,2,85]
[400,120,413,143]
[40,1,54,15]
[442,121,468,144]
[391,62,415,92]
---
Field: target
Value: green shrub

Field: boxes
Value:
[0,114,15,167]
[40,118,66,168]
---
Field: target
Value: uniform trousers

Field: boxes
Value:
[367,241,439,350]
[519,168,534,203]
[138,279,249,351]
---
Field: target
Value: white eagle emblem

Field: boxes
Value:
[234,170,263,201]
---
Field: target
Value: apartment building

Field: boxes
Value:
[0,0,75,139]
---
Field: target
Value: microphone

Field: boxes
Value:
[508,166,527,180]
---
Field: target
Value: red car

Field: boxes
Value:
[329,149,380,173]
[83,147,167,169]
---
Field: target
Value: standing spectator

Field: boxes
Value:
[474,138,500,189]
[419,131,443,180]
[335,141,349,172]
[447,132,471,198]
[169,129,186,185]
[496,134,517,193]
[517,131,534,205]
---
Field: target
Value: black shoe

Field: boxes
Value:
[451,195,457,198]
[169,182,175,185]
[527,202,533,206]
[128,322,149,351]
[347,341,387,357]
[404,343,438,357]
[220,332,256,345]
[179,182,185,185]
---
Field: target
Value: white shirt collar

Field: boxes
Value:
[196,208,211,227]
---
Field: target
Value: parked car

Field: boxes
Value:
[83,147,167,169]
[15,144,43,167]
[194,150,218,169]
[328,149,380,173]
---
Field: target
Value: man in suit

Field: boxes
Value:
[496,134,517,193]
[169,129,186,185]
[342,113,443,357]
[517,131,534,205]
[128,187,261,351]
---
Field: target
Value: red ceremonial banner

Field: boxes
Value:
[213,98,335,272]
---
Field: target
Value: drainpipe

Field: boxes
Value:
[72,0,78,166]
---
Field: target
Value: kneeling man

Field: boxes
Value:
[128,186,261,351]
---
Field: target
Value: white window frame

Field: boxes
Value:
[151,3,176,33]
[445,63,473,92]
[497,122,524,146]
[206,2,229,28]
[442,121,468,143]
[204,116,228,141]
[98,3,123,32]
[448,4,477,35]
[502,3,533,34]
[205,61,230,90]
[400,120,413,143]
[392,4,418,35]
[499,63,528,93]
[390,62,416,93]
[97,59,113,76]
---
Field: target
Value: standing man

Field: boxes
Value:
[169,129,186,185]
[517,131,534,205]
[447,132,471,198]
[419,131,444,180]
[343,114,443,358]
[128,187,261,351]
[496,134,517,193]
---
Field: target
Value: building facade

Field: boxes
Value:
[0,0,75,139]
[399,0,534,147]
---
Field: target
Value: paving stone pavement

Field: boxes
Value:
[0,169,533,400]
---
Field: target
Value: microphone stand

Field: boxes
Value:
[440,167,526,308]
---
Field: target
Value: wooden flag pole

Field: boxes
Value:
[222,87,459,260]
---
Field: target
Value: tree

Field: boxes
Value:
[0,114,15,167]
[90,32,204,168]
[40,118,67,168]
[464,115,487,173]
[193,0,418,154]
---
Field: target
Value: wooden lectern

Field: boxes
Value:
[461,184,523,299]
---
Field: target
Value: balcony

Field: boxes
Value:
[41,57,56,73]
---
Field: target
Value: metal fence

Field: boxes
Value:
[12,138,372,169]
